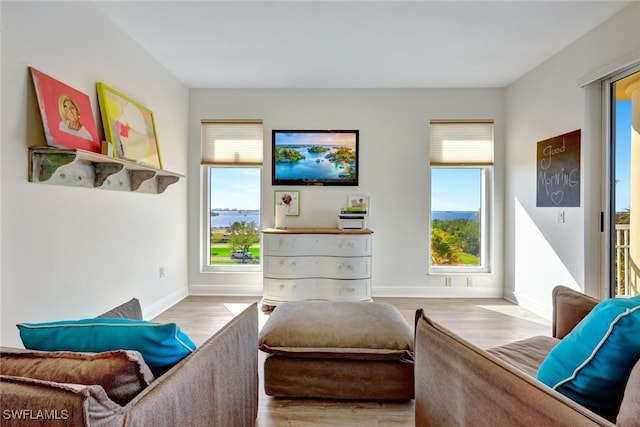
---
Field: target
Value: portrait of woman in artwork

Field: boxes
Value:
[58,95,92,140]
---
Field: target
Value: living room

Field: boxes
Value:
[1,0,639,362]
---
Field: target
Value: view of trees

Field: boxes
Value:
[227,221,260,253]
[616,208,630,224]
[210,220,260,264]
[431,219,480,266]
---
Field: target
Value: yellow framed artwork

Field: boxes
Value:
[96,82,163,169]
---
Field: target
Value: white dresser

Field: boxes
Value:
[261,228,373,309]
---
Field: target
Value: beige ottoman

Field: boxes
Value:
[258,301,414,400]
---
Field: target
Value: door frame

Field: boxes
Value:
[601,64,640,298]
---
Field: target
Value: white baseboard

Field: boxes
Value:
[503,288,517,304]
[189,284,263,296]
[143,287,189,319]
[187,285,505,299]
[508,291,553,320]
[372,286,504,298]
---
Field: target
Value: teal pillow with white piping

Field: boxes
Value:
[536,295,640,417]
[17,318,196,375]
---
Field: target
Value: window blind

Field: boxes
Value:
[201,121,263,165]
[429,121,494,166]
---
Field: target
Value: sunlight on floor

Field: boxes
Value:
[224,303,270,331]
[477,304,550,326]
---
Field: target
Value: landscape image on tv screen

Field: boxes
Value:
[272,130,358,186]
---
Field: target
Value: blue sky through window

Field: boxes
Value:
[615,99,632,213]
[431,168,481,211]
[210,168,261,210]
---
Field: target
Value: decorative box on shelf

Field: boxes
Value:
[28,146,184,194]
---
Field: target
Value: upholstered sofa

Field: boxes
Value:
[414,286,640,426]
[0,299,259,426]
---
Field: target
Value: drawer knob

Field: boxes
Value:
[338,240,356,248]
[339,263,355,271]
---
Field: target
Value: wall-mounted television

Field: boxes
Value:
[272,129,359,186]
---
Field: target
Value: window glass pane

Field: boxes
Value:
[611,69,638,297]
[208,167,261,266]
[431,168,482,267]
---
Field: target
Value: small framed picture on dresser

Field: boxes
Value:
[347,194,369,212]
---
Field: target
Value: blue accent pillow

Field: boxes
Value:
[17,318,196,375]
[536,296,640,417]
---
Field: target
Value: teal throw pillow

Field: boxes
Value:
[17,318,196,375]
[536,296,640,417]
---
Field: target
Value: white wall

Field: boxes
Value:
[504,2,640,316]
[188,89,505,298]
[1,2,189,347]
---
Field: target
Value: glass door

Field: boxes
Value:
[609,68,640,297]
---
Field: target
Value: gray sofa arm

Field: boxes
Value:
[552,286,600,339]
[414,309,614,427]
[123,303,259,427]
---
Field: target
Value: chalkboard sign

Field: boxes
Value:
[536,129,581,207]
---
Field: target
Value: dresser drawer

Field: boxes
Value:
[263,278,371,302]
[263,233,371,257]
[263,256,371,279]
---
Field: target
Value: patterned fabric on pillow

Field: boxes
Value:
[536,296,640,419]
[17,318,196,376]
[97,298,143,320]
[0,349,154,405]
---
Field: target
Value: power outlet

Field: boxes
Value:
[159,266,165,279]
[466,277,473,287]
[445,277,452,287]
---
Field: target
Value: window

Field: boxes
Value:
[429,121,493,273]
[201,121,263,271]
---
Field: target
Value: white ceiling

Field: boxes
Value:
[94,1,632,89]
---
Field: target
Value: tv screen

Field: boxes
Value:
[272,130,359,186]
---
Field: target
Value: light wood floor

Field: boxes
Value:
[153,296,551,427]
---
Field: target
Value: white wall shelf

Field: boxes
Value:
[28,146,184,194]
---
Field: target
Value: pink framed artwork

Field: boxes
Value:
[29,67,101,153]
